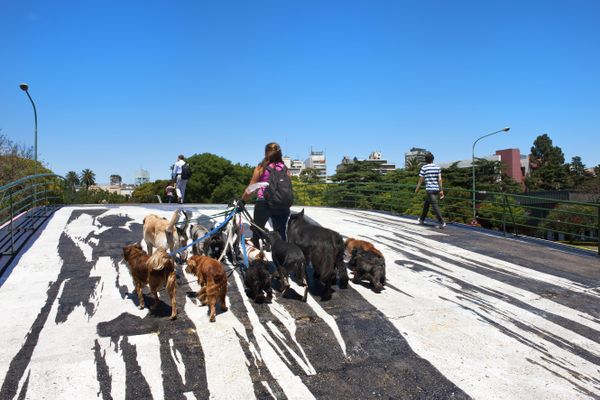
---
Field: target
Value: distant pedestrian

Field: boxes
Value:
[172,155,190,204]
[415,152,446,228]
[165,182,175,204]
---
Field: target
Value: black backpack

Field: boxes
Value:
[264,165,293,210]
[181,163,192,179]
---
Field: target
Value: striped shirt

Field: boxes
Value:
[419,163,442,192]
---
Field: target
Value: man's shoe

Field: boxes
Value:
[437,222,447,229]
[417,218,425,225]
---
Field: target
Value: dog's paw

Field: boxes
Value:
[209,317,216,323]
[221,306,228,312]
[138,305,145,310]
[169,314,178,320]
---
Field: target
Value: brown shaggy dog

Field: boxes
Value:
[122,244,178,320]
[344,238,384,258]
[186,255,228,322]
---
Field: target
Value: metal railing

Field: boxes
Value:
[292,182,600,256]
[0,174,73,262]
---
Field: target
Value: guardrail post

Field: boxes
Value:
[597,205,599,256]
[9,192,15,254]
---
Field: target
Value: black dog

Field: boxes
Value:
[202,224,226,259]
[266,231,308,301]
[243,251,273,303]
[286,209,348,301]
[349,247,386,293]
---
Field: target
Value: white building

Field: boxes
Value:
[134,169,150,186]
[304,150,327,181]
[283,156,304,177]
[336,151,396,175]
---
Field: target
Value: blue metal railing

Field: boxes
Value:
[0,174,72,258]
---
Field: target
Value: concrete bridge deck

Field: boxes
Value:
[0,205,599,400]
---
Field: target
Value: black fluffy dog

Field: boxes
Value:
[349,247,386,293]
[244,251,273,303]
[286,209,348,301]
[266,230,308,301]
[202,225,226,259]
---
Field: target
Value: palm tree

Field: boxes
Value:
[80,169,96,189]
[65,170,80,188]
[405,157,423,172]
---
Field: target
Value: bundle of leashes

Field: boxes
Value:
[168,200,268,280]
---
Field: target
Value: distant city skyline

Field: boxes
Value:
[1,1,598,183]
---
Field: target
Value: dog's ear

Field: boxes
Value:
[299,209,304,216]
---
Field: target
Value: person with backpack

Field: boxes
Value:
[172,154,192,204]
[242,142,293,248]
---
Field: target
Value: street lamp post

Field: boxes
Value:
[20,83,38,204]
[471,127,510,223]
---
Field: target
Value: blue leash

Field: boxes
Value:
[169,207,237,257]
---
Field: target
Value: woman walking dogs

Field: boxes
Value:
[415,152,447,229]
[242,142,294,248]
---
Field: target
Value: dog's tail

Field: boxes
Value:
[168,209,182,230]
[180,210,191,232]
[148,248,172,270]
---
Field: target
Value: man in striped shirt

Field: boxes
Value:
[414,152,446,228]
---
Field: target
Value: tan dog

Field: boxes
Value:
[143,209,190,258]
[344,238,384,258]
[122,244,177,320]
[186,255,228,322]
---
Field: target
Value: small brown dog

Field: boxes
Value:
[122,243,178,320]
[344,238,384,258]
[186,255,228,322]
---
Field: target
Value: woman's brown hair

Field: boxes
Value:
[260,142,283,169]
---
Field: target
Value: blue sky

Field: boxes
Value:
[1,0,599,183]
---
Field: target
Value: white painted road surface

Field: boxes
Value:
[0,205,599,399]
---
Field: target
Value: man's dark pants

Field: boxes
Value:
[420,191,444,223]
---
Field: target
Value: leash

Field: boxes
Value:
[168,206,237,257]
[174,208,233,226]
[238,202,270,236]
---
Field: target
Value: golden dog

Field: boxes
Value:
[143,209,190,258]
[122,244,177,320]
[186,255,228,322]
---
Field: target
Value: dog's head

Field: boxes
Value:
[204,233,225,258]
[123,243,144,260]
[287,209,305,236]
[186,255,200,275]
[353,248,385,292]
[265,230,281,245]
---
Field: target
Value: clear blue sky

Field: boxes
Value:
[1,0,599,183]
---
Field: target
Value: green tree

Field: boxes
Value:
[540,203,597,243]
[65,171,80,188]
[80,169,96,189]
[132,180,170,203]
[525,134,569,191]
[299,167,321,183]
[404,157,423,172]
[0,133,49,185]
[130,153,253,204]
[331,161,382,183]
[567,156,595,190]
